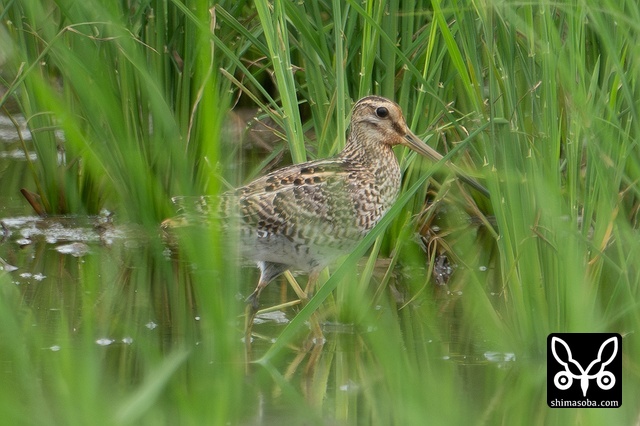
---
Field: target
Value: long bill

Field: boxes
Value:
[402,131,490,199]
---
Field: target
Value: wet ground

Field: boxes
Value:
[0,109,521,424]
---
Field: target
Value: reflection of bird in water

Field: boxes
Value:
[165,96,488,314]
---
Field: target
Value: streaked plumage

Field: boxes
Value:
[165,96,488,311]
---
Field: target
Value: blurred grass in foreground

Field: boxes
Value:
[0,0,638,425]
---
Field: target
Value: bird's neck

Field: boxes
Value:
[339,129,401,203]
[339,128,397,167]
[339,127,402,207]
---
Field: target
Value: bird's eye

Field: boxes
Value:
[375,107,389,118]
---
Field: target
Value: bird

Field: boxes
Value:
[164,96,488,314]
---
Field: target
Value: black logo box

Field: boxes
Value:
[547,333,622,408]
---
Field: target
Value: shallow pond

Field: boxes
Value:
[1,111,628,425]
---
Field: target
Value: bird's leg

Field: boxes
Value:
[245,284,264,313]
[244,262,289,346]
[309,314,324,345]
[283,271,308,301]
[304,269,321,300]
[244,277,268,348]
[245,261,289,312]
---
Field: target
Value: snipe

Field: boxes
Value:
[165,96,488,312]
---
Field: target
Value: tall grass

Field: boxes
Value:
[0,0,638,425]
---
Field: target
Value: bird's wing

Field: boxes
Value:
[224,159,368,244]
[166,159,370,245]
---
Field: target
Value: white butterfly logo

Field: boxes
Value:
[551,336,617,397]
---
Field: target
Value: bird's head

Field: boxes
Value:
[349,96,490,198]
[350,96,445,163]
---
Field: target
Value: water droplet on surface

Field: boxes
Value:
[253,310,289,325]
[312,337,327,345]
[483,351,516,363]
[1,264,18,272]
[339,380,359,392]
[55,242,90,257]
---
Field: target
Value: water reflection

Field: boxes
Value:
[0,113,31,143]
[0,198,513,421]
[0,109,518,424]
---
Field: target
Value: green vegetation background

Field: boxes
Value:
[0,0,638,425]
